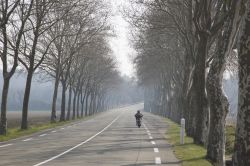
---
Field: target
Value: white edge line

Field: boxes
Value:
[39,134,47,137]
[33,114,121,166]
[23,138,33,142]
[155,157,161,164]
[51,130,56,133]
[154,148,159,153]
[0,144,12,148]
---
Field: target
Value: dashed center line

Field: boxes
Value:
[39,134,47,137]
[155,157,162,164]
[51,130,57,133]
[144,123,163,165]
[154,148,159,153]
[0,144,12,148]
[23,138,33,142]
[60,128,65,130]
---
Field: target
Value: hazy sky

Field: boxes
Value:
[109,0,135,77]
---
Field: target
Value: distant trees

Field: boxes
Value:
[0,0,141,135]
[40,0,113,122]
[127,0,248,165]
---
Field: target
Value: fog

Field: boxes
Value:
[0,71,143,111]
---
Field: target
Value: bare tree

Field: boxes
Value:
[18,0,66,129]
[0,0,33,134]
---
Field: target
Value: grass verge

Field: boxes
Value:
[225,125,235,156]
[0,118,85,142]
[164,118,212,166]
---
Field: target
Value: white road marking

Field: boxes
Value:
[51,130,56,133]
[151,141,156,145]
[60,128,65,130]
[39,134,47,137]
[33,114,122,166]
[149,136,153,139]
[0,144,12,148]
[154,148,159,153]
[148,133,151,136]
[155,157,161,164]
[23,138,33,142]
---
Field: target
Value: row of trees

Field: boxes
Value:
[0,0,130,136]
[127,0,250,165]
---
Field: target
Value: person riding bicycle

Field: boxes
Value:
[135,110,143,120]
[135,110,143,127]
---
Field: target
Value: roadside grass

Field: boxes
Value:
[164,118,212,166]
[0,116,92,142]
[0,121,71,142]
[225,125,235,156]
[0,106,124,142]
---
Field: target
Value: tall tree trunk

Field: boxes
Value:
[193,33,209,145]
[206,38,229,166]
[21,70,33,129]
[85,92,89,116]
[51,71,60,123]
[93,92,97,114]
[89,92,94,116]
[81,91,86,117]
[101,97,105,111]
[97,95,102,112]
[60,82,67,121]
[233,2,250,165]
[182,54,193,131]
[76,91,80,118]
[72,89,77,120]
[206,1,243,164]
[0,78,10,135]
[66,85,72,120]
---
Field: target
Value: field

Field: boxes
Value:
[6,111,60,128]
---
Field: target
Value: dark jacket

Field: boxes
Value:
[135,112,143,120]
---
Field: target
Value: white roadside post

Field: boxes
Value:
[180,118,185,145]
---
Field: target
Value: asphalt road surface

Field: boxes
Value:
[0,103,180,166]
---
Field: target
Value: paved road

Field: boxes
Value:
[0,104,179,166]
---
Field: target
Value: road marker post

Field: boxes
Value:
[180,118,185,145]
